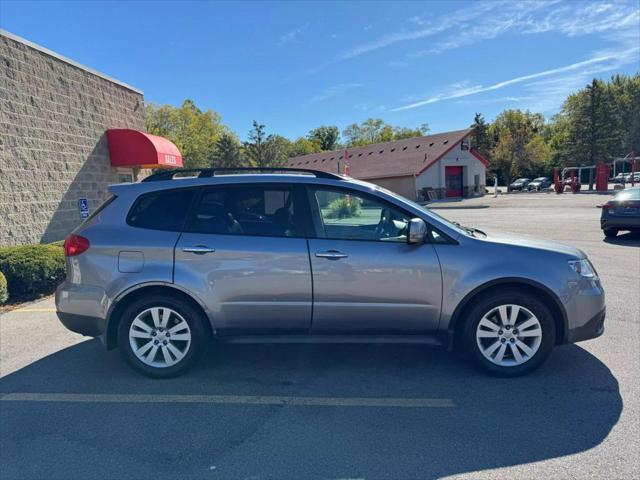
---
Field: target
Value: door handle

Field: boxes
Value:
[182,245,215,254]
[315,250,348,260]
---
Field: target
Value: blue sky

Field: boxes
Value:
[2,0,639,140]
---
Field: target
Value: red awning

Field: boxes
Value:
[107,129,183,169]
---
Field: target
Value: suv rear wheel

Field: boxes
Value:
[117,295,207,378]
[462,289,555,376]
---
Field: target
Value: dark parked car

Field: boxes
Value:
[527,177,552,191]
[508,178,530,192]
[600,187,640,238]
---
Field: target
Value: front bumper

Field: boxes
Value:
[567,307,605,343]
[563,275,606,344]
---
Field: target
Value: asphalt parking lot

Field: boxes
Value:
[1,191,638,480]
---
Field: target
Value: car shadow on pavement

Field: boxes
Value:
[603,231,640,246]
[0,340,622,480]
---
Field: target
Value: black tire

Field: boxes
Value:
[603,228,618,238]
[460,289,556,377]
[117,295,207,378]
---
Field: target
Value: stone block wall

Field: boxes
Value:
[0,31,146,246]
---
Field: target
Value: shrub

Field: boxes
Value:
[326,196,362,219]
[0,271,8,304]
[0,244,66,298]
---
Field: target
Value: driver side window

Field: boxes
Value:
[309,187,409,242]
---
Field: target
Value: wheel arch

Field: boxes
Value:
[449,277,568,349]
[105,283,214,350]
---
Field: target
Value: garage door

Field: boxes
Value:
[445,166,463,197]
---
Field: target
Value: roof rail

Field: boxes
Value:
[141,167,344,182]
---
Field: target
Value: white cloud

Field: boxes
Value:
[387,60,409,68]
[278,26,306,46]
[307,83,363,104]
[453,96,533,106]
[395,1,639,60]
[389,1,639,114]
[408,16,428,26]
[392,47,639,111]
[339,0,504,59]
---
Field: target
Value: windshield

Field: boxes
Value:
[533,177,547,182]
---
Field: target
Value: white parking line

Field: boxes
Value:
[0,392,454,408]
[10,308,56,313]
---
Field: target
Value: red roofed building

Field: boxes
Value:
[287,128,487,201]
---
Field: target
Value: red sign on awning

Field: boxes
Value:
[107,129,183,169]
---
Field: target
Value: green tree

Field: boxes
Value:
[490,110,547,183]
[606,73,640,154]
[307,126,340,151]
[471,113,492,158]
[289,137,321,157]
[393,123,430,140]
[264,135,293,166]
[243,122,290,167]
[544,113,571,169]
[243,121,269,167]
[145,99,228,168]
[342,119,430,147]
[210,133,243,168]
[559,78,624,165]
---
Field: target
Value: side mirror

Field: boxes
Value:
[407,218,427,245]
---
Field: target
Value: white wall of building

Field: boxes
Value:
[415,147,486,197]
[368,176,417,200]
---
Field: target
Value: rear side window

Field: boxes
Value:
[186,185,302,237]
[127,189,196,231]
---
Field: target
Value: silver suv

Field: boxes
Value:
[56,168,605,378]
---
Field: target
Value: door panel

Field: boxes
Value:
[174,184,312,334]
[309,239,442,332]
[306,185,442,333]
[175,234,312,333]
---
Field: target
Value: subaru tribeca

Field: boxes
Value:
[56,168,605,378]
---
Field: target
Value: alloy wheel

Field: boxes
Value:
[476,304,543,367]
[128,307,192,368]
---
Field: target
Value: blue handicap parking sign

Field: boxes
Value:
[78,198,89,218]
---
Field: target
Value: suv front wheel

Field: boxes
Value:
[117,295,207,378]
[462,289,556,376]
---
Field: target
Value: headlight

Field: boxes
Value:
[568,259,597,278]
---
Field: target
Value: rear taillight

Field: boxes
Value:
[601,204,615,210]
[64,234,90,256]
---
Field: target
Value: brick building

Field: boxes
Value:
[0,30,181,246]
[288,129,487,201]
